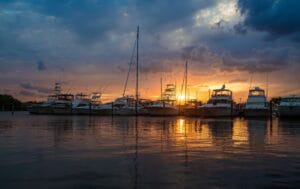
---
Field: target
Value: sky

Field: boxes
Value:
[1,0,300,102]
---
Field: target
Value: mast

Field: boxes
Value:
[135,26,139,114]
[266,73,269,100]
[160,77,163,101]
[249,74,253,90]
[184,61,188,105]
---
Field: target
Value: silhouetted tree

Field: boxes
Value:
[0,94,23,111]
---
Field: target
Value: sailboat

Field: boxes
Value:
[180,61,202,116]
[113,26,148,116]
[146,83,179,116]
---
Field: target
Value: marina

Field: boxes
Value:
[1,1,300,188]
[25,26,300,118]
[27,82,300,118]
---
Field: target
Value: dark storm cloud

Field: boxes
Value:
[181,45,218,63]
[1,0,300,83]
[18,0,216,43]
[37,60,46,71]
[20,82,52,94]
[237,0,300,39]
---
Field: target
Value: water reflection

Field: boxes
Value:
[1,113,300,188]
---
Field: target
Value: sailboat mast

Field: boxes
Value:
[184,61,188,105]
[266,73,269,100]
[135,26,139,114]
[160,77,163,101]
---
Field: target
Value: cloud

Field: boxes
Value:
[19,90,35,97]
[1,0,300,100]
[37,60,46,71]
[237,0,300,40]
[19,82,52,94]
[181,45,219,63]
[228,78,248,83]
[220,51,288,73]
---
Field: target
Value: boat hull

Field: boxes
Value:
[28,105,53,115]
[27,106,39,114]
[244,108,270,117]
[278,106,300,118]
[72,108,92,115]
[183,107,202,116]
[198,107,236,117]
[146,107,179,116]
[92,108,114,116]
[114,108,148,116]
[53,108,72,115]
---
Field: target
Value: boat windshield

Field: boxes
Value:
[75,94,89,100]
[282,97,300,102]
[249,90,265,96]
[48,95,58,101]
[212,90,232,97]
[57,94,74,101]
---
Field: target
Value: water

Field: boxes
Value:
[0,112,300,189]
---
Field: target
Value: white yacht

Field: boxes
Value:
[28,83,65,115]
[72,93,115,116]
[244,87,270,117]
[146,84,179,116]
[197,85,237,117]
[72,93,91,115]
[52,93,74,115]
[278,95,300,118]
[28,96,56,114]
[113,96,148,116]
[92,103,114,115]
[89,93,115,115]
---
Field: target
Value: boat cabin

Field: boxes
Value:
[246,87,267,109]
[280,96,300,106]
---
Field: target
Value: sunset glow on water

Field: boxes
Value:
[1,112,300,188]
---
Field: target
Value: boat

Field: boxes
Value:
[278,95,300,118]
[72,93,92,115]
[28,83,62,115]
[28,100,54,114]
[113,96,148,115]
[196,85,237,117]
[113,26,147,116]
[244,86,270,117]
[52,93,74,115]
[89,93,115,116]
[92,103,114,116]
[182,100,202,116]
[146,84,179,116]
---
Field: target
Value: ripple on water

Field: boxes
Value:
[0,113,300,188]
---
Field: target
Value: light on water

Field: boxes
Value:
[1,112,300,188]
